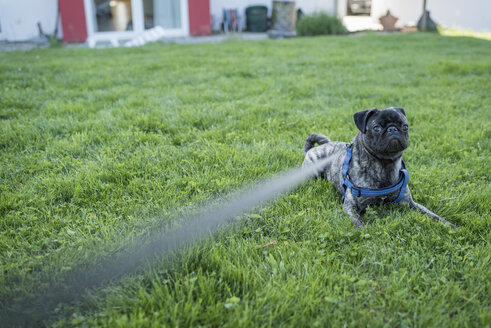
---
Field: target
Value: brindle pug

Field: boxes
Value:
[302,107,455,228]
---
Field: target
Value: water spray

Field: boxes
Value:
[2,157,329,326]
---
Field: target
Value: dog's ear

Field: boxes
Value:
[391,107,406,117]
[353,108,378,133]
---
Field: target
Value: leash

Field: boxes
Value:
[341,143,409,203]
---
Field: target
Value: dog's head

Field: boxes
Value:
[353,107,409,159]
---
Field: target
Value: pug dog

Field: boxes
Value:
[302,107,455,228]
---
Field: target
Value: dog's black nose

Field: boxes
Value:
[387,126,398,134]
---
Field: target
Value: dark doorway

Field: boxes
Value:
[347,0,371,16]
[94,0,133,32]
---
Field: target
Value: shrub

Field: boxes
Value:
[297,12,347,36]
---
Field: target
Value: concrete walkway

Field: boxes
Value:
[0,33,269,52]
[0,37,52,52]
[159,32,268,44]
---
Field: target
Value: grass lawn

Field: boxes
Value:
[1,33,490,327]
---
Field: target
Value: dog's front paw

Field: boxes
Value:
[351,217,365,230]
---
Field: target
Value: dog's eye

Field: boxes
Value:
[373,126,381,133]
[402,124,409,131]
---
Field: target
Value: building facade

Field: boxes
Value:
[0,0,489,43]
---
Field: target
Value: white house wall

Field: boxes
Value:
[371,0,490,32]
[370,0,420,27]
[210,0,490,33]
[296,0,336,15]
[426,0,490,32]
[1,0,489,41]
[210,0,336,31]
[0,0,62,41]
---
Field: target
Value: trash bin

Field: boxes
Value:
[246,6,268,32]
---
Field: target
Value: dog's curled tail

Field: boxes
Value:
[303,133,330,154]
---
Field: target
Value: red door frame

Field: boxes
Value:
[59,0,88,42]
[188,0,211,36]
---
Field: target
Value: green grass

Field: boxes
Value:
[0,33,490,327]
[439,27,491,41]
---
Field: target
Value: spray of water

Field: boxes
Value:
[2,158,329,326]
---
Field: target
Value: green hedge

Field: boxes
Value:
[297,12,347,36]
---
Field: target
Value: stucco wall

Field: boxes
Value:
[371,0,490,31]
[426,0,490,32]
[210,0,336,31]
[0,0,61,41]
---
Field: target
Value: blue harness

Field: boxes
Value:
[341,144,409,203]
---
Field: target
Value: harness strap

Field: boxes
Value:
[341,144,409,203]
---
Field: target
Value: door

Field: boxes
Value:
[142,0,188,36]
[84,0,188,46]
[91,0,134,32]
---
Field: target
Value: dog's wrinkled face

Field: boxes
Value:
[354,107,409,159]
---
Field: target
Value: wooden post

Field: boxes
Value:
[421,0,427,31]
